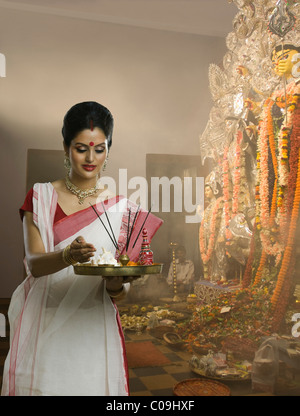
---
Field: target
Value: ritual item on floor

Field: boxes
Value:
[145,308,180,339]
[139,228,153,265]
[194,280,239,304]
[119,306,186,334]
[220,336,258,361]
[146,312,159,330]
[186,294,198,304]
[192,340,218,356]
[163,332,185,349]
[173,378,231,396]
[170,242,180,302]
[120,314,149,332]
[189,353,251,382]
[147,308,185,322]
[152,325,175,339]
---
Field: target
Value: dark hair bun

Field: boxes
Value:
[62,101,114,149]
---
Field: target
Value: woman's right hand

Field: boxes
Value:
[69,236,96,263]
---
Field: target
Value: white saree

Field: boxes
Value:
[1,183,162,396]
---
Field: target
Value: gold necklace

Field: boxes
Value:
[65,175,99,205]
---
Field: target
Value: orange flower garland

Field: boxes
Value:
[258,99,284,263]
[267,104,278,226]
[271,102,300,310]
[271,254,296,332]
[271,149,300,309]
[253,250,268,286]
[253,82,300,293]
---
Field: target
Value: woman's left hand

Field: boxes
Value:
[103,275,141,291]
[104,276,124,292]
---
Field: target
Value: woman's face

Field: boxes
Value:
[65,127,108,181]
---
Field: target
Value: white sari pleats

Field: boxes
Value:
[1,183,129,396]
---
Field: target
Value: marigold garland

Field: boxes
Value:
[271,255,296,332]
[270,86,300,313]
[256,99,283,264]
[253,250,267,286]
[252,83,300,293]
[178,80,300,348]
[254,84,300,270]
[287,97,300,217]
[271,140,300,310]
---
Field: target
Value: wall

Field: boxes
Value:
[0,7,227,297]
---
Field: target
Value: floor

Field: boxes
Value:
[0,297,253,396]
[124,328,254,396]
[1,297,299,396]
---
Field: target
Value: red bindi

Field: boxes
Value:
[89,141,94,147]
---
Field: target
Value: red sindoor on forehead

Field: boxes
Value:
[89,118,94,146]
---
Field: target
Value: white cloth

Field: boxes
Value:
[167,259,195,286]
[2,183,129,396]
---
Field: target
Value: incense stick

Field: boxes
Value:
[101,201,119,249]
[127,204,140,250]
[132,207,151,249]
[89,203,119,250]
[126,207,131,251]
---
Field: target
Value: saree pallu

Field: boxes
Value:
[1,183,162,396]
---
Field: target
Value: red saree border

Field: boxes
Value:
[53,196,122,246]
[53,195,163,263]
[113,301,130,395]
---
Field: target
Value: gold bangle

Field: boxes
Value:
[107,285,124,299]
[62,245,77,266]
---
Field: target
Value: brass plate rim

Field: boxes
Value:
[73,263,163,276]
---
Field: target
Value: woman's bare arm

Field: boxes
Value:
[23,212,96,277]
[23,212,130,294]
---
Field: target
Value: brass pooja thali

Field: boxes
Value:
[73,263,163,277]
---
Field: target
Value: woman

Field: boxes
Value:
[1,101,163,396]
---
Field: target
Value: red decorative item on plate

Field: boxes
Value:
[139,228,153,265]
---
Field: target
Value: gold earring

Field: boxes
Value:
[64,155,71,174]
[102,158,108,172]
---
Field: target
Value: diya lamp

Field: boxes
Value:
[170,242,180,302]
